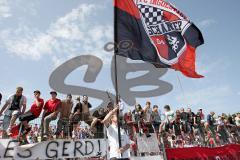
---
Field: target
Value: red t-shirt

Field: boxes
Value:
[30,98,44,117]
[43,98,61,113]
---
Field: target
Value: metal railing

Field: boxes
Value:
[0,117,240,160]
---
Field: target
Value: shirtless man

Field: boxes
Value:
[81,95,92,123]
[55,94,73,138]
[76,95,98,136]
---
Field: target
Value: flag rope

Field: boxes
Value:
[176,73,189,105]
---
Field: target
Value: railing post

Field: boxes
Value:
[160,136,168,160]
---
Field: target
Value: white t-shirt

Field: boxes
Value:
[235,117,240,127]
[165,110,175,122]
[4,94,27,114]
[107,124,130,159]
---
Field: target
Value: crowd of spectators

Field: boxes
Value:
[0,87,239,151]
[124,103,240,149]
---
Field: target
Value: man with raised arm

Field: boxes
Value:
[0,87,27,137]
[102,105,130,160]
[18,90,44,144]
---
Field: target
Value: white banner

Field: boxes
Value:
[137,133,160,153]
[131,156,163,160]
[0,139,107,159]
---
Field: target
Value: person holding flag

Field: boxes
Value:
[102,105,130,160]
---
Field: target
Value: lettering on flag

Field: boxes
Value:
[136,0,190,65]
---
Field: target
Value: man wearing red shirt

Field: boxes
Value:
[19,90,44,137]
[41,91,61,138]
[124,110,134,137]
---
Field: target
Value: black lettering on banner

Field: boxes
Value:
[98,140,101,153]
[46,141,59,158]
[85,141,94,155]
[74,141,84,156]
[17,149,32,158]
[4,140,17,158]
[62,141,71,157]
[96,139,102,156]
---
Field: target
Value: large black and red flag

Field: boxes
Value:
[114,0,204,78]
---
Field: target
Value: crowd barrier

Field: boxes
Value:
[1,116,240,160]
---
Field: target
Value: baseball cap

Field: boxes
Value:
[67,94,72,97]
[34,90,41,94]
[50,91,57,95]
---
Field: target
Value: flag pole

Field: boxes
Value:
[114,0,122,151]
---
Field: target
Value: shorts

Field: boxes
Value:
[56,118,70,136]
[3,109,20,130]
[146,122,154,133]
[187,123,194,133]
[82,112,95,125]
[164,122,173,131]
[72,114,82,124]
[152,122,161,131]
[94,123,104,138]
[19,111,36,122]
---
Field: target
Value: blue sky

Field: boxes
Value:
[0,0,239,115]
